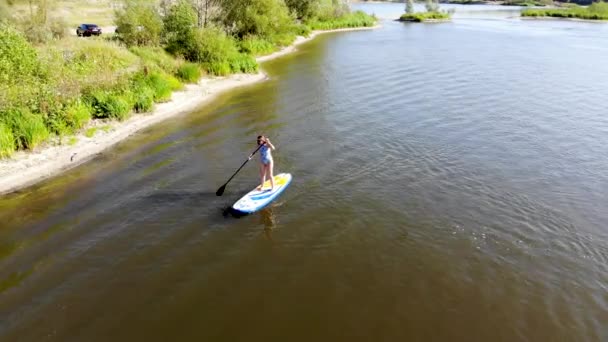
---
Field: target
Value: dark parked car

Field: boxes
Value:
[76,24,102,37]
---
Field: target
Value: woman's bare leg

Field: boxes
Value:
[267,160,275,190]
[257,164,266,190]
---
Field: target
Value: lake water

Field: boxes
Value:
[1,3,608,341]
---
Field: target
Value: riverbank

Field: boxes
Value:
[0,25,379,195]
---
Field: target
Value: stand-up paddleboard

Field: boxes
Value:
[231,173,292,214]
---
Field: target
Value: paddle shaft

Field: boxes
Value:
[217,144,264,194]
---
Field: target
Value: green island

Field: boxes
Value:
[0,0,375,158]
[522,1,608,19]
[400,0,452,22]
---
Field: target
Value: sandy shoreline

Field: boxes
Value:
[0,25,378,195]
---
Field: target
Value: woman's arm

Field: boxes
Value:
[265,138,275,150]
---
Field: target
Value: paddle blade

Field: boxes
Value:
[216,184,226,196]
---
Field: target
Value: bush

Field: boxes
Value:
[308,10,376,29]
[133,71,181,102]
[115,0,164,47]
[522,2,608,20]
[228,54,258,73]
[219,0,296,38]
[3,108,49,150]
[203,61,231,76]
[0,25,41,86]
[0,122,14,158]
[132,85,155,112]
[183,27,239,63]
[87,90,132,120]
[285,0,318,20]
[64,101,92,129]
[176,62,201,83]
[239,35,276,55]
[399,11,450,22]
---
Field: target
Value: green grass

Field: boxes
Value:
[3,108,50,150]
[129,46,181,74]
[131,85,155,113]
[176,63,202,83]
[522,2,608,19]
[0,122,14,158]
[84,127,97,138]
[307,11,377,30]
[68,136,78,145]
[86,90,132,121]
[101,125,111,133]
[400,11,452,22]
[239,36,277,56]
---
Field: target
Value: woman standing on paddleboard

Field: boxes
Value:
[257,135,276,191]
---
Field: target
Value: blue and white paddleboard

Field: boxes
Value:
[231,173,292,214]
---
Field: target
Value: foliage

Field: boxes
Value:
[115,0,164,47]
[425,0,440,13]
[1,108,49,150]
[218,0,296,38]
[227,53,258,73]
[129,46,180,74]
[0,122,14,158]
[191,0,220,27]
[307,11,376,30]
[181,27,235,62]
[131,85,155,112]
[176,62,202,82]
[406,0,414,14]
[163,0,197,41]
[0,25,41,87]
[239,35,276,55]
[86,90,132,121]
[285,0,318,19]
[400,11,451,22]
[522,1,608,19]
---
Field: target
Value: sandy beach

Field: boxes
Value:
[0,25,379,195]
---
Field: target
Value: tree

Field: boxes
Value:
[217,0,294,38]
[425,0,439,12]
[163,0,197,55]
[115,0,163,47]
[285,0,318,19]
[405,0,414,14]
[191,0,219,27]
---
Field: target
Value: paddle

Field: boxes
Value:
[216,144,264,196]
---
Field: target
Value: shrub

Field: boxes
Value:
[176,62,201,83]
[399,11,450,22]
[0,25,41,86]
[218,0,296,38]
[3,108,49,150]
[204,61,231,76]
[163,0,197,57]
[183,27,239,63]
[228,54,258,73]
[132,85,155,112]
[115,0,164,47]
[239,35,276,56]
[87,90,132,120]
[0,122,14,158]
[308,10,376,29]
[64,100,92,130]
